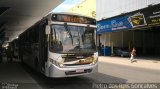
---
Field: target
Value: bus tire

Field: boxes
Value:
[34,57,39,72]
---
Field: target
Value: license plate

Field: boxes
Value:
[76,69,84,72]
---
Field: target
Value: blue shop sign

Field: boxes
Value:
[97,15,132,34]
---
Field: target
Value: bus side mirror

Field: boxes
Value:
[45,26,50,34]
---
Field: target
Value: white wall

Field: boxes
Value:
[97,0,160,20]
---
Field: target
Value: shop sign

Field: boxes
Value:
[97,15,132,34]
[97,4,160,34]
[128,13,147,28]
[129,4,160,27]
[144,5,160,26]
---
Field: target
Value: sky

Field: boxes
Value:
[52,0,84,12]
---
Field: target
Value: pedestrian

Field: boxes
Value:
[98,43,102,56]
[0,44,2,63]
[130,47,136,63]
[6,46,13,63]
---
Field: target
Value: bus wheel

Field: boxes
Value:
[34,57,39,71]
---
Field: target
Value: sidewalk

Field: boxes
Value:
[98,56,160,70]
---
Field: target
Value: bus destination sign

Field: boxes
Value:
[52,14,96,25]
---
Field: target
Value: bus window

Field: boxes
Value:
[50,24,96,53]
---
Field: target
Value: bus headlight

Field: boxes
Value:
[59,63,64,67]
[92,52,98,65]
[49,58,64,67]
[92,57,98,65]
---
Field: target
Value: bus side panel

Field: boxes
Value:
[19,25,40,70]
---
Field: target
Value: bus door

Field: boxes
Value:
[39,23,48,73]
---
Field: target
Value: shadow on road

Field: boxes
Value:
[21,63,127,89]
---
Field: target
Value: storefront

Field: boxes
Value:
[97,4,160,56]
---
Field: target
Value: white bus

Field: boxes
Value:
[18,12,98,77]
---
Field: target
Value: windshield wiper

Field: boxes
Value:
[64,23,73,45]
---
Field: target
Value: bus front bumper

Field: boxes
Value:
[48,63,98,78]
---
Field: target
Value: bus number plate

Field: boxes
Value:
[76,69,84,73]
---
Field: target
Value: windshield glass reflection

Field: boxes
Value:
[49,24,96,53]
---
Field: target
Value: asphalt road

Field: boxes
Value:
[0,61,160,89]
[98,62,160,83]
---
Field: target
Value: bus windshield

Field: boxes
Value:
[49,24,96,53]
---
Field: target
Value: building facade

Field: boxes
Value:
[97,0,160,57]
[68,0,96,18]
[97,0,160,20]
